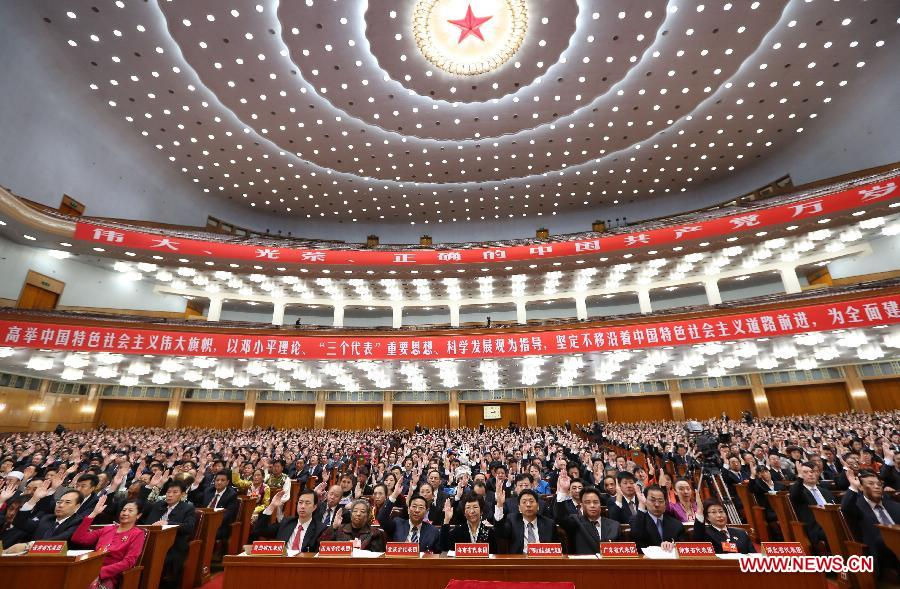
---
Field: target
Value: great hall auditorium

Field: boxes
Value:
[0,1,899,588]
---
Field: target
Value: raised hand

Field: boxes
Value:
[0,480,17,503]
[90,494,108,518]
[331,507,343,529]
[270,489,286,508]
[31,479,53,502]
[443,498,454,524]
[635,486,647,510]
[149,469,169,488]
[557,471,571,494]
[494,484,506,507]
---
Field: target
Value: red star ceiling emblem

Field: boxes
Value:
[447,4,493,43]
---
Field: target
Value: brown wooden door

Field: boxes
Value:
[17,283,59,310]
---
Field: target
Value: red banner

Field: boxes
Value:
[1,295,897,360]
[73,176,899,267]
[2,296,898,360]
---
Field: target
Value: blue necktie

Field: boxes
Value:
[656,518,664,540]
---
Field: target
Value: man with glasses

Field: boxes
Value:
[2,480,83,553]
[630,485,687,553]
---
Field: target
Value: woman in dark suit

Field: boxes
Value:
[692,498,756,553]
[439,494,497,553]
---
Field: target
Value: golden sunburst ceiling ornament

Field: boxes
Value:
[413,0,528,76]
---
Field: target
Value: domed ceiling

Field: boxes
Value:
[31,0,900,227]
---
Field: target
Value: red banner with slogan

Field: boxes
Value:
[1,295,897,361]
[73,176,900,267]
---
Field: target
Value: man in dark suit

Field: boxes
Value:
[73,473,101,518]
[491,488,558,554]
[553,478,620,554]
[2,484,83,553]
[789,461,836,553]
[201,472,239,541]
[141,480,196,589]
[840,469,900,577]
[378,492,441,553]
[253,488,326,552]
[607,471,640,524]
[630,485,687,552]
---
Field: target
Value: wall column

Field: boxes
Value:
[80,384,100,426]
[449,305,460,327]
[271,302,286,326]
[637,289,652,314]
[449,390,460,428]
[392,305,403,329]
[206,295,223,322]
[748,373,772,417]
[165,388,184,428]
[779,266,803,294]
[516,301,527,325]
[592,384,608,422]
[575,296,588,320]
[333,305,345,328]
[667,380,685,421]
[704,279,722,305]
[242,390,257,428]
[383,392,393,430]
[842,364,873,412]
[314,391,326,429]
[524,388,537,428]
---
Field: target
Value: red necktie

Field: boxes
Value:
[291,523,304,551]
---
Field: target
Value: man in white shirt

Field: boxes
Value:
[492,487,558,554]
[2,483,83,553]
[840,469,900,577]
[789,462,835,552]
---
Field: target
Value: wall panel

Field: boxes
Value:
[253,404,315,429]
[682,390,755,420]
[392,404,449,431]
[324,404,382,430]
[0,388,95,432]
[178,402,243,429]
[536,399,596,426]
[861,378,900,411]
[606,395,673,423]
[765,383,851,416]
[461,403,523,428]
[97,400,167,429]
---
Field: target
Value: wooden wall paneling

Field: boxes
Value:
[460,402,523,428]
[764,383,851,417]
[0,388,95,432]
[323,404,382,430]
[535,399,596,427]
[178,402,244,429]
[605,395,674,423]
[96,400,168,429]
[253,404,315,429]
[859,378,900,411]
[681,390,755,420]
[392,404,450,431]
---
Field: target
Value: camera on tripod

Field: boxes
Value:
[685,421,722,475]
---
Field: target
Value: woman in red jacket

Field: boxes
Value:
[72,495,146,589]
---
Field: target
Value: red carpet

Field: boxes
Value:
[198,572,224,589]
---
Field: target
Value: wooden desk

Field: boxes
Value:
[0,552,105,589]
[193,508,225,587]
[139,525,178,589]
[877,524,900,558]
[232,496,258,554]
[221,554,828,589]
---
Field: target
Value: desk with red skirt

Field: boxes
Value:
[221,553,828,589]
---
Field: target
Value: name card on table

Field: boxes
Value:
[385,542,419,557]
[249,541,286,556]
[527,543,563,557]
[675,542,715,558]
[29,541,67,555]
[454,543,490,558]
[599,542,640,558]
[318,541,354,556]
[761,542,806,556]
